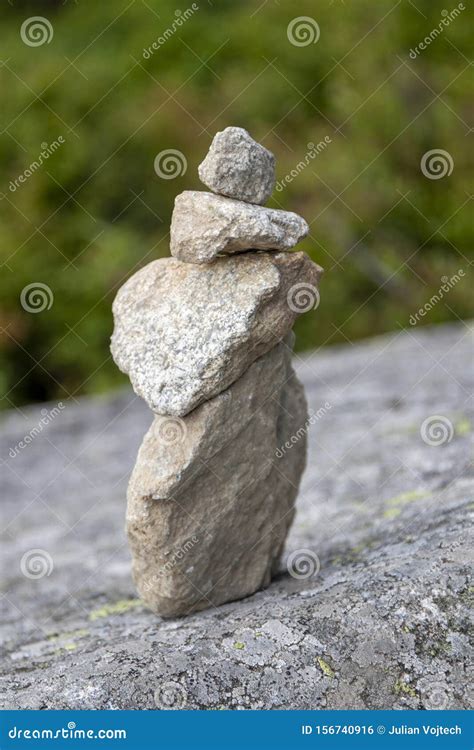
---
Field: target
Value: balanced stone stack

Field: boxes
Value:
[111,127,323,617]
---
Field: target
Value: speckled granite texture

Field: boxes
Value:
[1,323,472,709]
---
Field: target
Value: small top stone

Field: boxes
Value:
[198,126,276,205]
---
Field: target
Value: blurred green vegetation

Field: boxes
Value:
[0,0,472,408]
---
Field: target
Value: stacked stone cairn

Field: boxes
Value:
[111,127,323,617]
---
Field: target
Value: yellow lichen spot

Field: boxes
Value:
[233,641,245,650]
[387,489,430,506]
[48,628,89,643]
[456,418,471,435]
[317,657,335,678]
[89,598,142,621]
[394,679,417,698]
[383,489,431,519]
[383,507,402,520]
[47,628,90,652]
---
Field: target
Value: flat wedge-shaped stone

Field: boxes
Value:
[126,340,308,617]
[170,191,309,264]
[198,126,275,204]
[110,251,322,417]
[126,334,293,501]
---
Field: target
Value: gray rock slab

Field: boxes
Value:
[198,126,275,204]
[110,251,322,417]
[170,191,309,264]
[127,337,307,617]
[1,323,472,709]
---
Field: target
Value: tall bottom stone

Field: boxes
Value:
[126,337,308,617]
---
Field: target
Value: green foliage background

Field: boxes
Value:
[1,0,472,408]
